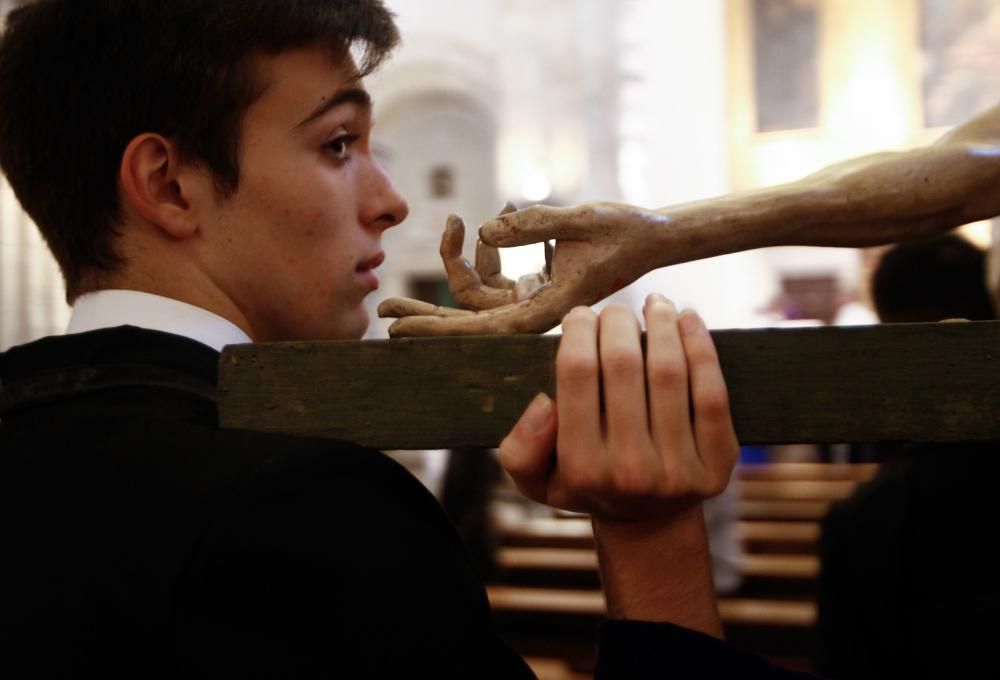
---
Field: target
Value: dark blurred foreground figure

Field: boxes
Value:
[816,234,999,678]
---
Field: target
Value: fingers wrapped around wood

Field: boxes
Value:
[511,298,739,519]
[598,304,657,498]
[498,393,558,503]
[546,307,606,510]
[643,295,695,471]
[677,308,740,497]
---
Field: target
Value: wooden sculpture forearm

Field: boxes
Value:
[645,112,1000,271]
[380,103,1000,337]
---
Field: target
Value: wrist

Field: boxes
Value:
[592,506,708,563]
[592,507,723,638]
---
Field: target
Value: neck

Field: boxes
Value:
[92,253,259,342]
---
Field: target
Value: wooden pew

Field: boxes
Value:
[496,547,819,581]
[740,521,820,554]
[497,516,823,551]
[488,462,876,673]
[738,462,878,482]
[487,586,818,628]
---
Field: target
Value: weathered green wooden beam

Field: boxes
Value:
[218,321,1000,450]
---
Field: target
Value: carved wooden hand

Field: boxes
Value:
[378,202,666,336]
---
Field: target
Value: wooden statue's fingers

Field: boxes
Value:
[377,298,476,319]
[440,215,482,292]
[387,284,575,337]
[475,237,502,277]
[475,203,519,289]
[482,274,516,290]
[479,205,591,248]
[439,214,466,260]
[455,285,516,311]
[388,312,506,338]
[387,295,553,337]
[476,238,515,290]
[439,214,515,310]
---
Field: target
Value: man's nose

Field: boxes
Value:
[362,159,409,232]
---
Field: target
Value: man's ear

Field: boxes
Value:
[119,133,203,240]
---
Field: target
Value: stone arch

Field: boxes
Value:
[365,43,500,337]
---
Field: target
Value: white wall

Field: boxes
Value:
[0,178,69,350]
[612,0,777,329]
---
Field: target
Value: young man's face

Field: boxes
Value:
[202,47,408,342]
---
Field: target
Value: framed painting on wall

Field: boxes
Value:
[752,0,821,132]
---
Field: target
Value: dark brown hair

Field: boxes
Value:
[0,0,399,301]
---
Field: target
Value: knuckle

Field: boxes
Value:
[562,306,597,328]
[546,487,581,514]
[696,391,732,420]
[659,460,691,494]
[560,458,602,496]
[611,462,654,497]
[557,352,599,383]
[697,474,728,499]
[646,357,686,390]
[602,348,643,376]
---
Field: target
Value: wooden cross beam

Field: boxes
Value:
[218,321,1000,450]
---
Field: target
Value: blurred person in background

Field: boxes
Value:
[816,233,998,679]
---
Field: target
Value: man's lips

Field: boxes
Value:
[357,251,385,272]
[356,251,385,291]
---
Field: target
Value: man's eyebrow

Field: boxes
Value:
[295,87,372,129]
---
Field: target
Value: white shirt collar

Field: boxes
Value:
[66,290,252,352]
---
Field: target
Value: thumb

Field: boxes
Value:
[498,393,557,502]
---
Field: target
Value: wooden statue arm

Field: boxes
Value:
[380,103,1000,337]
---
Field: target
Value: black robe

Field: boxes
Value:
[0,326,811,678]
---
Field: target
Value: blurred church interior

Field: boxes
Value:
[4,1,1000,676]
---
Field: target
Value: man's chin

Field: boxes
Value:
[326,308,369,341]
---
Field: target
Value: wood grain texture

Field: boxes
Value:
[218,321,1000,449]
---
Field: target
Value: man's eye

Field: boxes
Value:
[326,135,358,161]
